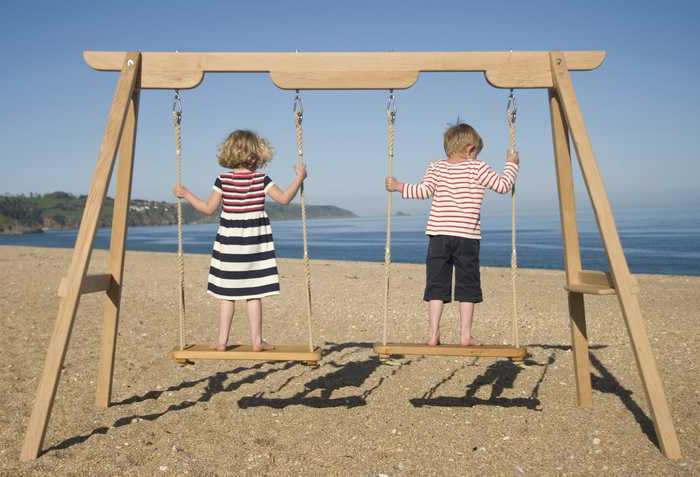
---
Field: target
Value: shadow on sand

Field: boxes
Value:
[409,353,555,411]
[43,342,394,454]
[43,342,659,454]
[238,342,412,409]
[44,358,301,454]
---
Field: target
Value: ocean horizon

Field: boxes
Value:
[1,207,698,277]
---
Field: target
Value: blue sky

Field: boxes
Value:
[1,0,699,217]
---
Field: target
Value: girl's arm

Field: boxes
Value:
[173,185,222,215]
[476,150,519,194]
[386,162,438,199]
[267,164,307,205]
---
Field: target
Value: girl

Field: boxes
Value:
[174,129,307,352]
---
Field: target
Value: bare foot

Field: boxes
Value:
[252,340,274,352]
[213,343,227,352]
[460,337,481,346]
[426,337,441,346]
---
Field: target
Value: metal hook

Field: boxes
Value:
[172,89,182,123]
[293,89,303,122]
[507,88,517,124]
[387,89,397,122]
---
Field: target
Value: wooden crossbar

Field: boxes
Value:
[83,50,606,90]
[374,343,527,361]
[565,270,639,295]
[57,273,113,298]
[170,344,321,363]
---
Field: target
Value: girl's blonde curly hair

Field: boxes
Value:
[217,130,274,170]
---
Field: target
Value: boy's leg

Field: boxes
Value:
[428,300,444,346]
[453,238,483,345]
[458,301,480,346]
[246,298,273,351]
[424,236,452,346]
[217,300,235,351]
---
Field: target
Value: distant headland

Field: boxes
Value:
[0,192,356,234]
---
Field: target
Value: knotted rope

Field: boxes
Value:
[507,89,519,348]
[173,90,186,351]
[294,92,314,352]
[382,91,397,346]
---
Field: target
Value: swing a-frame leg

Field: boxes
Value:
[549,51,681,460]
[20,52,142,461]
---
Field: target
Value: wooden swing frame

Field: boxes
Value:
[20,50,681,461]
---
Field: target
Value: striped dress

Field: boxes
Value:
[402,159,518,239]
[207,170,280,300]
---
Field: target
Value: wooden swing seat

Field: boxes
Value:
[170,344,321,364]
[374,342,527,361]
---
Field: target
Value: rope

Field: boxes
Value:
[382,91,397,346]
[507,89,519,348]
[294,92,314,352]
[173,90,186,351]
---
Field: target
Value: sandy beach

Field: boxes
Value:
[0,245,698,476]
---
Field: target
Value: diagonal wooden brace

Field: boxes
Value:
[549,50,681,460]
[20,52,142,461]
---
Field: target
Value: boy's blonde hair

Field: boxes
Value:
[217,130,274,170]
[443,122,483,156]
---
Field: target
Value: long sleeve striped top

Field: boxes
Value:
[401,159,518,239]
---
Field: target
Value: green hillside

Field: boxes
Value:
[0,192,356,234]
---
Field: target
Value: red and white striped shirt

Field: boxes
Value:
[213,171,275,214]
[402,159,518,239]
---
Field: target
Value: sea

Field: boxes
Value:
[1,207,699,276]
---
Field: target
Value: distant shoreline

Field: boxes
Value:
[0,213,358,236]
[0,191,357,235]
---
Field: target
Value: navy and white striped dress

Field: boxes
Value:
[207,170,280,300]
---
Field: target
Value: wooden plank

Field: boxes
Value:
[20,52,141,462]
[550,51,682,460]
[374,343,527,360]
[568,292,592,406]
[170,344,321,362]
[57,273,112,298]
[95,89,140,409]
[83,50,605,90]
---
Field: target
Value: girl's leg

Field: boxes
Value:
[458,301,480,346]
[247,298,273,351]
[216,300,235,351]
[427,299,444,346]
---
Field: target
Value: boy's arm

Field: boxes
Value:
[476,157,519,194]
[389,163,439,199]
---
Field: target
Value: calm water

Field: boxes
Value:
[1,208,699,276]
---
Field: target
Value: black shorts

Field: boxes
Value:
[424,235,483,303]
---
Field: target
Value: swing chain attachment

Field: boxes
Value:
[172,89,183,125]
[293,90,304,125]
[506,88,517,155]
[506,88,517,126]
[387,89,397,123]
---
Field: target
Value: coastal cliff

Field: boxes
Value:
[0,192,356,234]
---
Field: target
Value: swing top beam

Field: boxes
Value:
[83,50,606,90]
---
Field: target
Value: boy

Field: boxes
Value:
[385,122,519,346]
